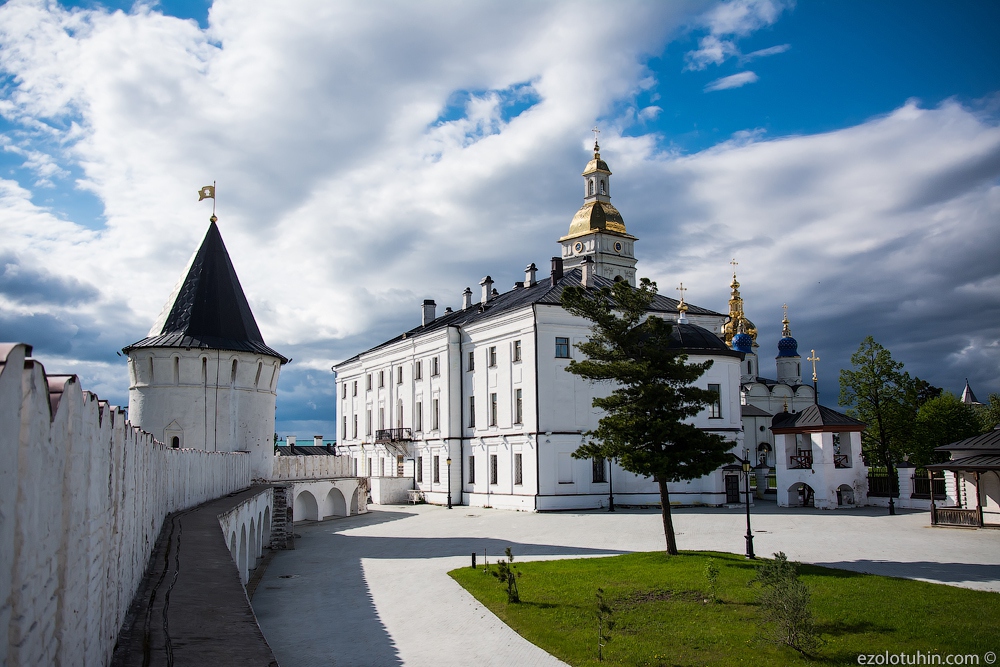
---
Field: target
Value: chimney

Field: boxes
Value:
[462,287,473,310]
[581,256,594,288]
[286,435,296,447]
[550,257,564,286]
[524,262,537,288]
[480,276,493,304]
[422,299,436,326]
[314,435,323,448]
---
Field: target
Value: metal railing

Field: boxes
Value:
[374,428,412,443]
[867,469,899,497]
[911,471,946,499]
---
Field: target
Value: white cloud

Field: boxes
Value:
[704,70,759,91]
[0,0,997,436]
[741,43,790,62]
[684,0,792,70]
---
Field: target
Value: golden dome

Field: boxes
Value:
[583,156,611,175]
[562,201,628,239]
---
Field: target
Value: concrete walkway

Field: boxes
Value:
[252,502,1000,667]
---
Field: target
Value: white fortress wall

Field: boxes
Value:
[0,343,252,667]
[272,454,353,480]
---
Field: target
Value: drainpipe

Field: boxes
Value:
[449,324,464,507]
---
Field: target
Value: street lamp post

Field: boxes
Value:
[742,448,756,560]
[446,456,453,509]
[608,458,615,512]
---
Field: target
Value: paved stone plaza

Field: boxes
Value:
[252,503,1000,667]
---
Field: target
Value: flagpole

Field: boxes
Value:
[213,180,217,217]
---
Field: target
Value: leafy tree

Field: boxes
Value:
[839,337,915,515]
[561,278,734,555]
[912,393,982,467]
[975,393,1000,433]
[490,547,520,603]
[911,377,943,407]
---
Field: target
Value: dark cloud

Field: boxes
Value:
[0,252,99,306]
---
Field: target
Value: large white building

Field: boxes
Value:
[333,143,751,510]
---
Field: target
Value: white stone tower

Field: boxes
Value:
[559,137,638,285]
[775,305,802,385]
[124,218,288,480]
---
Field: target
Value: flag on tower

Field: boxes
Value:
[198,185,215,201]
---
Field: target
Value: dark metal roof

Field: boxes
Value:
[124,222,287,363]
[928,454,1000,472]
[276,445,338,456]
[741,404,772,417]
[935,428,1000,453]
[771,404,866,432]
[337,267,726,366]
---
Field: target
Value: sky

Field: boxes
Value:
[1,0,998,439]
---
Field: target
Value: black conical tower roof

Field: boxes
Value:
[124,221,288,362]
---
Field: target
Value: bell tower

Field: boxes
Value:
[559,131,637,286]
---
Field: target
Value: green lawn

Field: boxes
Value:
[449,551,1000,667]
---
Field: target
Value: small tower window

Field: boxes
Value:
[201,357,208,385]
[231,359,238,385]
[255,361,263,388]
[171,436,180,449]
[173,357,179,385]
[149,357,154,383]
[600,179,605,194]
[589,179,595,195]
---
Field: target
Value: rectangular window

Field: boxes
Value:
[366,409,372,436]
[513,339,522,362]
[433,455,440,483]
[468,455,476,484]
[414,361,422,380]
[468,350,475,371]
[353,458,358,476]
[592,458,607,483]
[342,415,347,439]
[353,414,358,438]
[469,396,476,428]
[379,371,385,388]
[514,453,523,485]
[415,402,422,431]
[490,393,498,426]
[432,357,440,376]
[341,383,347,398]
[397,455,404,477]
[514,388,523,424]
[417,456,423,483]
[352,380,358,396]
[367,458,373,476]
[708,383,722,418]
[366,373,372,391]
[432,399,440,430]
[488,346,497,367]
[490,454,498,485]
[380,458,385,477]
[379,407,385,429]
[397,366,403,384]
[555,337,570,358]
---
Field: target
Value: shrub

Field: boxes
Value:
[749,552,820,655]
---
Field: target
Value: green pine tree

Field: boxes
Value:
[561,278,734,555]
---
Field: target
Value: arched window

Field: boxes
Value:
[202,357,208,384]
[231,359,238,385]
[148,357,154,383]
[255,361,263,388]
[173,357,180,385]
[589,179,594,195]
[171,436,180,449]
[600,179,606,194]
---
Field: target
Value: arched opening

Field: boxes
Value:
[148,357,154,383]
[588,179,594,195]
[231,359,238,385]
[171,436,180,449]
[202,357,208,384]
[349,488,359,515]
[600,179,605,194]
[787,482,815,508]
[238,525,248,584]
[270,362,279,391]
[255,361,263,388]
[293,490,319,522]
[837,484,855,506]
[262,506,271,548]
[323,487,347,518]
[613,275,624,282]
[173,356,179,385]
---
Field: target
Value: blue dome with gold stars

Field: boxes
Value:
[777,335,799,357]
[732,332,753,354]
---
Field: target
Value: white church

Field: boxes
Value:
[332,141,868,510]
